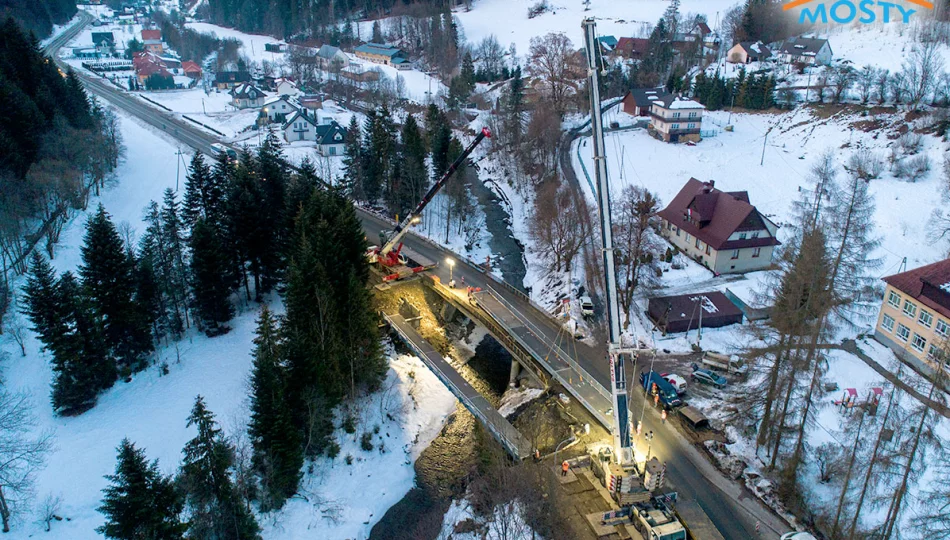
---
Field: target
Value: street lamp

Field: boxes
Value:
[446,257,455,283]
[645,431,655,461]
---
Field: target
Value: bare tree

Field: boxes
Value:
[477,35,505,79]
[613,185,663,328]
[830,66,855,104]
[528,180,584,276]
[903,40,941,109]
[875,69,891,104]
[856,65,877,104]
[36,493,62,532]
[0,390,53,532]
[525,33,580,115]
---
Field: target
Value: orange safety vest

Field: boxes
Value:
[562,461,569,472]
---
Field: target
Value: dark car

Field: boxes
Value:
[691,363,727,388]
[639,370,683,408]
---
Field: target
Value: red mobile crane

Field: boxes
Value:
[367,127,491,281]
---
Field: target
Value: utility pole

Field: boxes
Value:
[175,147,184,191]
[760,127,770,166]
[582,17,633,467]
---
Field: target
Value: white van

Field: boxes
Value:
[580,295,594,317]
[701,351,747,375]
[780,533,817,540]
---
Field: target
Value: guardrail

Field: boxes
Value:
[138,95,172,112]
[381,313,528,460]
[183,115,226,137]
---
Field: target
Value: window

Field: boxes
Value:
[675,226,680,237]
[912,333,927,353]
[887,291,901,308]
[896,323,910,342]
[928,343,941,360]
[695,238,701,249]
[668,221,673,230]
[705,245,711,255]
[752,231,760,239]
[903,300,917,319]
[919,310,934,329]
[688,111,698,118]
[329,146,336,155]
[882,314,895,332]
[731,249,739,260]
[672,123,680,130]
[752,247,761,258]
[938,319,950,338]
[739,233,747,240]
[687,123,696,129]
[685,233,691,243]
[673,112,681,119]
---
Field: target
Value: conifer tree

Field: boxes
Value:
[248,306,302,510]
[189,219,234,336]
[426,105,451,182]
[80,204,153,371]
[342,116,365,201]
[160,189,190,332]
[398,115,428,217]
[180,397,260,539]
[22,252,66,353]
[97,439,186,540]
[225,157,269,300]
[51,272,113,412]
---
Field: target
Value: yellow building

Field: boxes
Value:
[874,259,950,376]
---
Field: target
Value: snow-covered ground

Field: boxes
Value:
[186,21,288,66]
[454,0,737,57]
[0,106,458,538]
[575,106,947,338]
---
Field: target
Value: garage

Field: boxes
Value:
[647,291,744,334]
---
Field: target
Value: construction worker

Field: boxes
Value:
[534,449,541,462]
[561,460,570,477]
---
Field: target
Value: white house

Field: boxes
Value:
[262,95,298,123]
[776,37,832,66]
[274,78,301,96]
[317,44,349,70]
[230,84,266,109]
[283,111,318,142]
[314,121,347,156]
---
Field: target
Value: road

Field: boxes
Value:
[49,14,790,539]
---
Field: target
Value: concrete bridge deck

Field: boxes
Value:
[382,312,532,461]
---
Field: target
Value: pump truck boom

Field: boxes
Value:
[367,127,491,271]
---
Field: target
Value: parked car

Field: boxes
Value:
[639,371,683,408]
[691,363,727,388]
[210,142,238,161]
[701,351,747,375]
[580,295,594,317]
[660,372,688,394]
[780,533,817,540]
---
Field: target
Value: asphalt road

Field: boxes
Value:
[50,14,791,539]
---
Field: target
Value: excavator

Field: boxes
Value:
[366,127,491,282]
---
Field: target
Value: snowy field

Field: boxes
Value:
[186,21,288,66]
[0,107,458,538]
[454,0,738,57]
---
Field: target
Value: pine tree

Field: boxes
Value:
[399,115,428,217]
[248,306,302,510]
[254,132,287,292]
[342,116,365,201]
[51,272,114,412]
[184,152,228,230]
[371,20,383,43]
[180,397,260,539]
[160,189,190,333]
[225,158,269,300]
[97,439,186,540]
[426,105,451,182]
[189,219,235,336]
[80,205,153,371]
[22,252,66,353]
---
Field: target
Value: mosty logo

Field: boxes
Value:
[784,0,933,24]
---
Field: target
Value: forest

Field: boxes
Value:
[0,18,122,329]
[0,0,76,39]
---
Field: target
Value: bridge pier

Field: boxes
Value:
[509,359,521,387]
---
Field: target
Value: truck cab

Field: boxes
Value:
[580,295,594,317]
[639,371,682,408]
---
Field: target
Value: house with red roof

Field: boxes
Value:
[181,61,202,79]
[875,259,950,378]
[657,178,780,274]
[133,51,171,84]
[615,37,649,59]
[141,29,163,54]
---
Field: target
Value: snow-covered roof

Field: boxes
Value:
[668,98,703,110]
